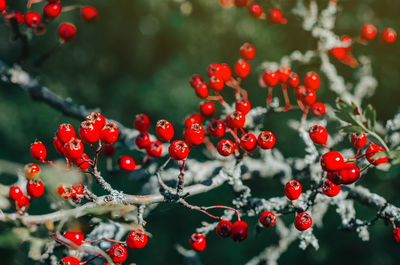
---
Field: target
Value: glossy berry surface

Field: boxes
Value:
[58,23,77,42]
[63,137,84,160]
[234,59,250,78]
[117,156,135,171]
[184,123,204,146]
[220,63,232,82]
[217,139,235,156]
[365,142,388,165]
[207,63,222,77]
[189,75,203,88]
[146,140,163,157]
[24,12,41,28]
[350,133,367,149]
[240,43,255,60]
[299,88,316,106]
[75,153,90,171]
[169,140,190,160]
[53,136,64,154]
[79,120,99,144]
[303,72,320,90]
[262,69,279,87]
[225,110,245,129]
[267,8,286,24]
[156,120,174,141]
[81,6,98,22]
[248,3,263,18]
[208,120,225,138]
[235,98,251,115]
[216,220,233,238]
[284,180,302,200]
[16,195,29,208]
[59,256,80,265]
[393,228,400,244]
[257,131,275,149]
[135,132,151,149]
[87,112,106,131]
[278,66,291,83]
[57,123,75,143]
[194,82,209,98]
[294,212,312,231]
[380,28,397,44]
[184,113,203,128]
[199,101,215,118]
[63,232,84,246]
[134,114,150,132]
[208,75,224,92]
[322,180,341,197]
[189,233,206,252]
[231,221,248,242]
[328,163,360,185]
[259,211,276,227]
[126,229,148,249]
[108,244,127,263]
[320,151,345,171]
[240,133,257,152]
[310,102,326,117]
[9,186,24,201]
[43,2,61,19]
[360,24,377,41]
[24,163,40,179]
[330,47,346,61]
[100,122,119,144]
[287,72,299,88]
[26,180,44,198]
[308,125,328,145]
[30,141,47,162]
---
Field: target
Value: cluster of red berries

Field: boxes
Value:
[8,163,44,213]
[56,182,83,202]
[133,114,163,159]
[0,0,98,42]
[58,229,148,265]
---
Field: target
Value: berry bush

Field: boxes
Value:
[0,0,399,264]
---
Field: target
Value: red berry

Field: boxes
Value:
[216,220,233,238]
[310,102,326,117]
[199,101,215,118]
[15,194,29,208]
[126,229,148,249]
[217,139,235,156]
[329,47,346,61]
[284,180,302,200]
[235,98,251,115]
[53,136,64,154]
[286,72,299,88]
[74,183,83,195]
[189,75,203,88]
[87,112,106,131]
[208,75,224,92]
[63,137,84,160]
[220,64,232,82]
[380,28,397,44]
[225,110,245,129]
[59,256,80,265]
[360,24,377,41]
[341,35,353,52]
[81,6,98,23]
[365,142,388,165]
[299,87,316,106]
[9,186,24,201]
[189,233,206,252]
[169,140,190,160]
[328,163,360,185]
[57,123,75,143]
[240,43,255,61]
[117,156,135,171]
[0,0,5,11]
[308,125,328,145]
[24,11,41,28]
[30,141,47,162]
[184,123,204,146]
[322,180,341,197]
[262,69,279,87]
[43,2,61,19]
[267,8,286,24]
[240,133,257,152]
[146,140,163,157]
[108,244,127,263]
[63,232,84,246]
[277,66,291,83]
[184,113,203,128]
[207,63,222,77]
[24,163,40,179]
[8,11,24,24]
[393,228,400,244]
[231,221,248,242]
[303,72,320,90]
[135,132,151,149]
[102,144,115,157]
[79,120,99,144]
[58,23,77,42]
[257,131,275,149]
[248,3,263,18]
[294,212,312,231]
[259,211,276,227]
[194,82,209,98]
[75,153,90,171]
[156,120,174,141]
[100,122,119,144]
[234,59,250,78]
[320,151,345,171]
[26,180,44,198]
[350,133,367,149]
[208,120,225,138]
[134,114,150,132]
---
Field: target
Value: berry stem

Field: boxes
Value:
[267,86,273,106]
[202,205,241,221]
[281,83,291,110]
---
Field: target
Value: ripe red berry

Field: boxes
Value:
[308,125,328,145]
[303,72,320,90]
[365,142,388,165]
[217,139,235,156]
[102,144,115,157]
[135,132,151,149]
[169,140,190,160]
[199,101,215,118]
[75,153,90,171]
[43,2,61,19]
[184,123,204,146]
[185,113,203,128]
[216,220,233,238]
[24,12,41,28]
[286,72,299,88]
[329,47,346,61]
[294,212,312,231]
[134,114,150,132]
[240,43,255,61]
[100,122,119,144]
[322,180,341,197]
[26,180,44,198]
[380,28,397,44]
[30,141,47,162]
[234,59,250,78]
[24,163,40,179]
[235,98,251,115]
[262,69,279,87]
[248,3,263,18]
[194,82,209,98]
[240,133,257,152]
[54,136,65,154]
[327,163,360,185]
[360,24,377,41]
[220,63,232,82]
[8,11,24,25]
[146,140,163,157]
[189,75,203,88]
[267,8,286,24]
[9,186,24,201]
[310,102,326,117]
[79,120,99,144]
[189,233,206,252]
[257,131,275,149]
[0,0,5,11]
[277,66,291,83]
[58,23,77,42]
[81,6,98,23]
[207,63,222,77]
[63,231,84,246]
[87,112,106,131]
[299,87,316,106]
[259,211,276,227]
[350,133,367,149]
[225,110,245,129]
[126,229,148,249]
[320,151,345,171]
[156,120,174,141]
[208,120,225,138]
[284,180,302,200]
[208,75,224,92]
[15,194,29,208]
[117,156,135,171]
[63,137,84,160]
[57,123,75,143]
[231,221,248,242]
[393,228,400,244]
[108,244,127,263]
[59,257,80,265]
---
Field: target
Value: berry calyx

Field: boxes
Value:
[208,120,225,138]
[207,63,222,77]
[169,140,190,160]
[24,12,41,28]
[322,180,341,197]
[199,101,215,118]
[135,132,151,149]
[231,221,248,242]
[146,140,163,157]
[235,98,251,115]
[380,28,397,44]
[320,151,345,171]
[216,220,233,238]
[240,133,257,152]
[299,87,316,106]
[365,142,388,165]
[81,6,98,23]
[100,122,119,144]
[257,131,275,149]
[117,156,135,171]
[225,110,245,129]
[79,120,99,144]
[189,233,206,252]
[43,2,61,19]
[259,211,276,227]
[87,112,106,131]
[234,59,250,78]
[284,180,302,200]
[310,102,326,117]
[294,212,312,231]
[360,24,377,41]
[184,123,204,146]
[24,163,40,179]
[217,139,235,156]
[63,232,84,246]
[9,186,24,201]
[240,43,255,61]
[126,229,148,249]
[350,133,367,149]
[155,120,174,141]
[63,137,84,160]
[26,180,44,198]
[58,23,77,42]
[30,141,47,162]
[308,125,328,145]
[262,69,279,87]
[303,72,320,90]
[267,8,286,24]
[189,75,203,88]
[59,257,80,265]
[108,244,127,263]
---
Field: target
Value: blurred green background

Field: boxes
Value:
[0,0,400,264]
